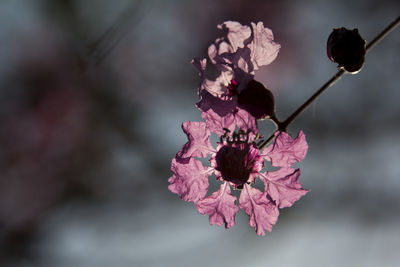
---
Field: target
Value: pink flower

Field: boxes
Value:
[192,21,281,135]
[168,122,308,236]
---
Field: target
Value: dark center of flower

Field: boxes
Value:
[215,144,254,185]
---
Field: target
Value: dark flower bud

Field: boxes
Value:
[327,27,366,74]
[237,79,276,120]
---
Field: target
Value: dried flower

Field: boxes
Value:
[168,122,308,235]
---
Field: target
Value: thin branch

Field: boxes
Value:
[258,15,400,150]
[366,16,400,52]
[88,0,151,65]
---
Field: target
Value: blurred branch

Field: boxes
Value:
[41,0,150,146]
[88,0,151,65]
[47,0,151,66]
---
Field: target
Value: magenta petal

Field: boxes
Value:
[234,107,258,134]
[197,83,258,135]
[196,182,239,229]
[239,184,279,236]
[249,22,281,70]
[263,131,308,167]
[168,157,212,203]
[201,106,258,135]
[259,168,308,209]
[176,121,215,160]
[201,108,235,135]
[197,89,236,117]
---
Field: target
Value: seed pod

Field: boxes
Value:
[327,27,366,74]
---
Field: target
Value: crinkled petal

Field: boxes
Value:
[213,21,280,74]
[168,157,212,203]
[234,107,258,134]
[259,167,308,209]
[239,184,279,236]
[224,46,255,79]
[176,121,215,160]
[208,38,233,66]
[192,57,232,96]
[196,182,239,229]
[218,21,251,52]
[197,89,236,116]
[262,131,308,167]
[200,104,258,135]
[249,22,281,70]
[201,109,235,135]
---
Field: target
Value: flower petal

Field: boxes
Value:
[176,121,215,160]
[249,22,281,70]
[223,47,255,81]
[200,109,235,135]
[239,184,279,236]
[197,89,236,117]
[196,182,239,229]
[208,38,233,66]
[233,107,258,134]
[213,21,280,75]
[259,167,308,209]
[262,131,308,167]
[192,57,231,96]
[218,21,251,52]
[200,105,258,135]
[168,157,212,203]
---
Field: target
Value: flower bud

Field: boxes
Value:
[237,79,276,120]
[327,27,366,74]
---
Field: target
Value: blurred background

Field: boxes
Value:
[0,0,399,266]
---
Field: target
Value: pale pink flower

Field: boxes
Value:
[168,121,308,236]
[192,21,281,135]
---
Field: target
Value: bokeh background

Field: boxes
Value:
[0,0,399,266]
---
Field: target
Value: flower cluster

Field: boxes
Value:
[169,21,308,235]
[192,21,280,135]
